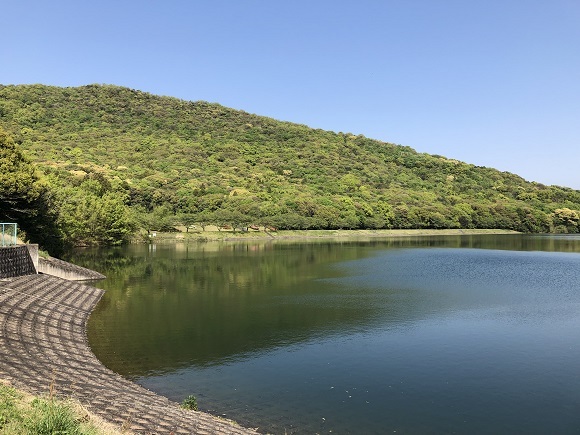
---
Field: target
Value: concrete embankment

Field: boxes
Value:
[0,246,257,434]
[1,244,105,281]
[38,256,106,281]
[0,245,37,278]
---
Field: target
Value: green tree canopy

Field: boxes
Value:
[0,127,63,253]
[2,84,580,237]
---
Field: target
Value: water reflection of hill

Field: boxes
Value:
[71,242,376,377]
[66,235,580,378]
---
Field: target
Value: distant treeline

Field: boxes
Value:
[1,84,579,253]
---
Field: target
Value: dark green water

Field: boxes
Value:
[71,235,580,434]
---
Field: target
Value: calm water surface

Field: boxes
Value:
[69,235,580,434]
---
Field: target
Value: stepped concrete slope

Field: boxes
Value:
[0,274,257,434]
[0,245,37,278]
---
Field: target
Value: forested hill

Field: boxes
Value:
[1,83,580,248]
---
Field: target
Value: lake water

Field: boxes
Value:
[69,234,580,434]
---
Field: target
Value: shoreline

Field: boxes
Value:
[0,274,257,434]
[141,228,521,243]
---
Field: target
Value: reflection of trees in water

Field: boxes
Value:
[69,235,580,377]
[74,242,379,376]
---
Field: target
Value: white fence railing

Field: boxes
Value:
[1,223,18,247]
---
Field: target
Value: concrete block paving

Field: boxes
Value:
[0,275,257,434]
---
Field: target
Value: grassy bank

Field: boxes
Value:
[0,381,123,435]
[138,228,520,243]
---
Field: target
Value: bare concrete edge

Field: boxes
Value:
[38,256,107,281]
[25,244,39,272]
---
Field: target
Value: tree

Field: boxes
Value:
[552,208,579,233]
[56,185,136,245]
[0,127,63,254]
[135,204,176,233]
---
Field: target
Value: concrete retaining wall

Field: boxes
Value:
[0,244,104,281]
[25,244,39,272]
[0,245,37,278]
[38,256,106,281]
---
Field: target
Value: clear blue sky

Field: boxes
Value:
[3,1,580,188]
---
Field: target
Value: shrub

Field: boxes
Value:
[180,395,198,411]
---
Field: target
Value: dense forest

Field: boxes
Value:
[1,84,580,253]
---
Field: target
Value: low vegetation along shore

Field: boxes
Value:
[142,228,520,243]
[0,381,122,435]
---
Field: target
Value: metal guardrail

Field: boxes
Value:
[1,223,18,247]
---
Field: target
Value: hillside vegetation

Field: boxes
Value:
[1,84,580,250]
